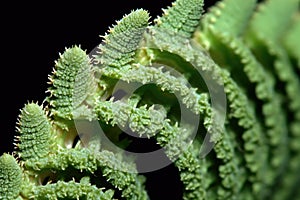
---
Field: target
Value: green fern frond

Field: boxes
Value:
[32,178,114,200]
[154,0,204,38]
[46,45,95,121]
[95,98,208,199]
[25,148,148,200]
[195,0,290,193]
[146,27,269,197]
[15,103,53,160]
[244,1,300,198]
[2,0,300,199]
[94,9,150,68]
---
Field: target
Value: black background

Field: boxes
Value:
[0,1,219,199]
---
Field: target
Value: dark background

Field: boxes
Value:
[0,0,219,199]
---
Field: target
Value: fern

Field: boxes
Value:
[1,0,300,199]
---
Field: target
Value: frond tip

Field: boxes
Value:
[94,9,150,68]
[0,154,22,200]
[155,0,204,38]
[47,45,95,120]
[15,103,52,160]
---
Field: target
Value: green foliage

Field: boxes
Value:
[95,98,209,199]
[197,0,290,196]
[1,0,300,199]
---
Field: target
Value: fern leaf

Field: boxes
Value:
[47,45,96,121]
[213,128,246,199]
[15,103,53,160]
[3,0,300,199]
[100,64,224,143]
[154,0,204,38]
[94,9,149,68]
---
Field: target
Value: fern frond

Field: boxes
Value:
[154,0,204,38]
[25,148,149,200]
[95,98,209,199]
[47,45,95,121]
[245,0,300,198]
[3,0,300,199]
[94,9,150,68]
[33,178,114,200]
[195,0,290,192]
[15,103,53,160]
[213,128,246,199]
[146,26,268,197]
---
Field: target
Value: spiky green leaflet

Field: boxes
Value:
[15,103,53,160]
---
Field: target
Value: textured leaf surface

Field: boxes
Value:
[47,46,95,120]
[155,0,204,38]
[25,148,148,200]
[15,103,52,160]
[33,178,114,200]
[0,154,22,200]
[94,9,149,68]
